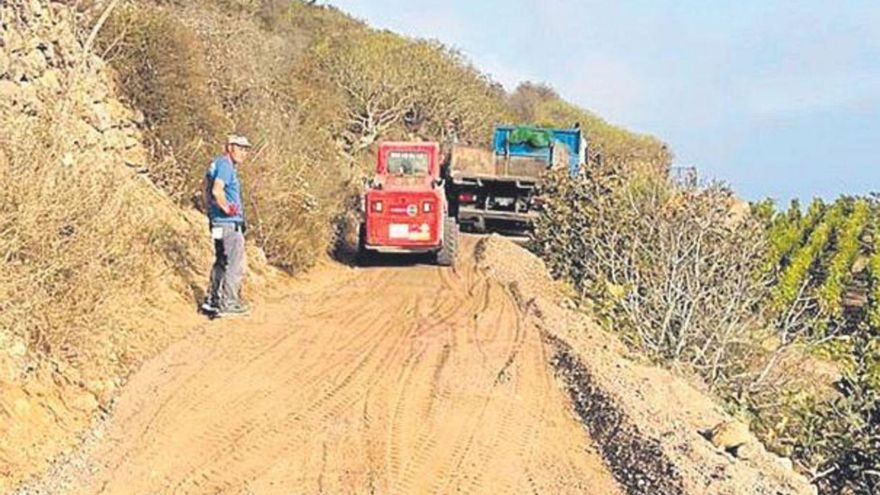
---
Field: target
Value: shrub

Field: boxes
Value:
[817,199,870,320]
[0,110,205,381]
[789,334,880,495]
[303,29,511,156]
[760,198,826,275]
[771,202,845,317]
[533,167,770,390]
[98,3,231,205]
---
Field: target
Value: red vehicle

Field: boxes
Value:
[359,142,458,266]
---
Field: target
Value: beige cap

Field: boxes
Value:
[227,134,252,148]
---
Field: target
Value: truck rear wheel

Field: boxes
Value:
[356,223,372,266]
[436,216,458,267]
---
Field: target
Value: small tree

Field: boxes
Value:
[306,31,510,154]
[309,31,420,155]
[402,40,510,146]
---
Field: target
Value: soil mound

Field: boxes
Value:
[476,235,815,495]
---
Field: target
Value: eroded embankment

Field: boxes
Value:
[476,235,815,495]
[550,336,686,495]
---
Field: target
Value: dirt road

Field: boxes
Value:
[53,237,621,494]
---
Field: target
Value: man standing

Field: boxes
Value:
[202,135,252,316]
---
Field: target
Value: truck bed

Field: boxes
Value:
[447,145,569,184]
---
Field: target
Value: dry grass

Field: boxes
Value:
[99,4,231,205]
[97,1,349,272]
[0,108,206,383]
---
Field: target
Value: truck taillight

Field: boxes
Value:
[423,201,433,213]
[372,200,383,213]
[458,193,476,203]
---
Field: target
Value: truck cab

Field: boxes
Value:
[360,142,458,266]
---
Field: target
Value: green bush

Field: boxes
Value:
[790,335,880,495]
[818,199,870,319]
[534,166,769,390]
[760,198,826,275]
[746,197,880,494]
[771,202,845,315]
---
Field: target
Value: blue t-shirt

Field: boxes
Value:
[206,155,244,223]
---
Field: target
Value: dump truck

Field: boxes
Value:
[359,142,458,266]
[445,125,586,235]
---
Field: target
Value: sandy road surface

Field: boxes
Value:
[56,237,621,494]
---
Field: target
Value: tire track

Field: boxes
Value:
[168,298,417,494]
[63,236,623,495]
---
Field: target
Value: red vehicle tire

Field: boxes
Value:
[436,216,458,267]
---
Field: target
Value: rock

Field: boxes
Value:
[86,77,109,103]
[23,48,48,78]
[132,108,146,125]
[71,391,98,413]
[10,341,27,358]
[122,145,148,168]
[87,102,113,132]
[0,80,17,102]
[102,127,126,150]
[776,456,794,471]
[7,58,26,82]
[0,49,9,78]
[74,119,103,148]
[106,97,132,123]
[38,68,62,94]
[29,0,44,18]
[123,134,140,149]
[734,440,761,461]
[705,420,752,456]
[5,28,25,53]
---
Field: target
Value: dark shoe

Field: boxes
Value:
[201,297,219,313]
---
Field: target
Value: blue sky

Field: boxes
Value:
[327,0,880,203]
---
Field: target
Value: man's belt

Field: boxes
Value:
[211,220,246,233]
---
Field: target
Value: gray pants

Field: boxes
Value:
[209,223,245,308]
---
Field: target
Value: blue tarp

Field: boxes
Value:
[493,125,584,177]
